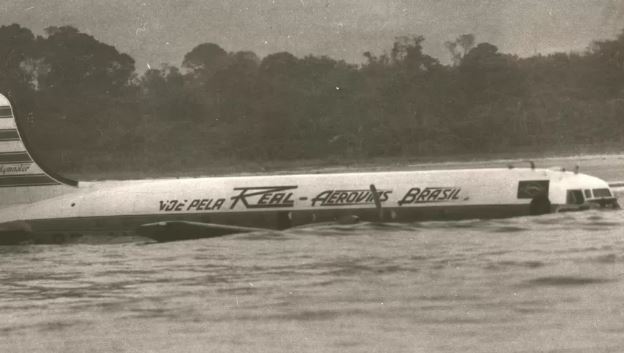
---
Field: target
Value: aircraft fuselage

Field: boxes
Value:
[0,167,618,243]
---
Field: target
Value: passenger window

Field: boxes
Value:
[584,189,592,199]
[566,190,585,205]
[592,188,612,198]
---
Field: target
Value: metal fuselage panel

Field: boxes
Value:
[0,168,612,240]
[23,204,530,236]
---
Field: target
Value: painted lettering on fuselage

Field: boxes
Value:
[398,187,461,206]
[311,189,392,206]
[159,200,186,212]
[159,198,226,212]
[230,186,297,209]
[186,198,226,211]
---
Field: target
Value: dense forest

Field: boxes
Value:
[0,24,623,176]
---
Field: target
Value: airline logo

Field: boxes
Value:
[398,187,462,205]
[517,180,549,199]
[311,189,391,206]
[230,186,297,209]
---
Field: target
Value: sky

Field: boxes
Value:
[1,0,623,71]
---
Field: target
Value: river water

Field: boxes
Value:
[2,208,624,353]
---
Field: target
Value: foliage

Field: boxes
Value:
[1,24,623,174]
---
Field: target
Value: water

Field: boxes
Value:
[2,210,624,353]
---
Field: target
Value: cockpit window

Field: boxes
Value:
[567,190,585,205]
[592,188,612,198]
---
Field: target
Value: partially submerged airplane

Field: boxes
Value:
[0,93,620,244]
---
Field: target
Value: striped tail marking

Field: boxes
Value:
[0,101,61,188]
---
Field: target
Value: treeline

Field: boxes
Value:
[1,24,623,175]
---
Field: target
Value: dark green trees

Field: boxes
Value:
[1,23,624,176]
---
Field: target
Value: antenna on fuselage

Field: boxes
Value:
[369,184,383,221]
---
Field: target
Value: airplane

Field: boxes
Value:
[0,93,620,245]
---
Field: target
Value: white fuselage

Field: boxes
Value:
[0,168,615,237]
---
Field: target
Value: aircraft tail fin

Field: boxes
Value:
[0,93,77,189]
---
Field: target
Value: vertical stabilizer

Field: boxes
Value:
[0,93,76,206]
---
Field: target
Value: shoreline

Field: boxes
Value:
[65,152,624,183]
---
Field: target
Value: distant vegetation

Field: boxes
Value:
[1,24,623,176]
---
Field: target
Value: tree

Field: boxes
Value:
[368,36,445,156]
[459,43,526,101]
[390,35,439,71]
[453,43,528,151]
[445,34,475,66]
[210,50,260,123]
[0,24,38,107]
[37,26,135,95]
[21,26,138,171]
[182,43,228,76]
[140,64,196,121]
[584,29,624,98]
